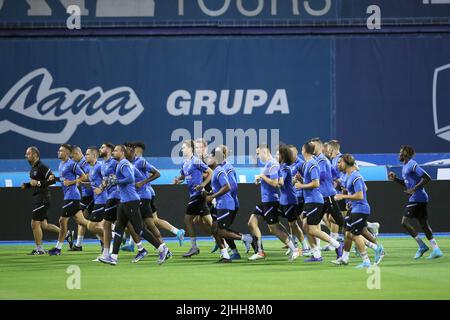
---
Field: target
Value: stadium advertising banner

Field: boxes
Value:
[0,0,449,28]
[0,37,332,159]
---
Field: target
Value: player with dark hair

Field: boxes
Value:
[174,140,214,258]
[296,142,343,263]
[22,146,62,255]
[48,144,103,255]
[389,145,443,260]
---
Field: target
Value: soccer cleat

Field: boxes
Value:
[355,261,371,269]
[28,249,46,255]
[288,249,300,262]
[157,246,170,265]
[248,252,266,261]
[242,234,253,253]
[48,248,61,256]
[304,256,323,263]
[98,255,117,265]
[176,229,186,246]
[121,244,135,252]
[68,245,82,252]
[132,248,148,263]
[165,250,173,261]
[414,244,429,259]
[374,244,385,265]
[230,252,241,260]
[183,247,200,258]
[335,242,344,259]
[210,243,220,254]
[65,230,74,249]
[427,248,443,260]
[331,257,349,266]
[217,257,232,263]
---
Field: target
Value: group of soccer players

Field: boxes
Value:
[22,137,443,268]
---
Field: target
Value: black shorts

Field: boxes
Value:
[297,198,304,214]
[346,213,368,236]
[139,199,154,219]
[150,197,158,213]
[104,198,120,222]
[337,198,347,212]
[32,202,50,221]
[322,196,344,227]
[281,204,299,222]
[302,203,325,226]
[89,204,106,222]
[61,200,82,218]
[216,209,236,229]
[81,196,94,214]
[253,202,281,225]
[185,196,210,216]
[404,202,428,220]
[210,205,217,221]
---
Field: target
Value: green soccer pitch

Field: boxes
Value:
[0,236,449,300]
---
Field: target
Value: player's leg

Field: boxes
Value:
[248,213,265,260]
[418,215,443,259]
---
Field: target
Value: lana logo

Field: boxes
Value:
[0,68,144,144]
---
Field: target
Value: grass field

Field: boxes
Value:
[0,236,449,300]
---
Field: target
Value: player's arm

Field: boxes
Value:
[405,165,431,195]
[194,167,213,191]
[335,177,365,201]
[388,171,406,187]
[117,164,134,185]
[206,172,230,203]
[296,179,320,190]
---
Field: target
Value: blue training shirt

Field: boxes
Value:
[59,158,83,200]
[345,170,370,214]
[279,163,298,206]
[133,156,153,200]
[211,165,235,211]
[316,153,337,197]
[101,157,120,200]
[302,158,324,204]
[78,156,94,197]
[290,156,305,200]
[180,155,209,198]
[402,159,429,203]
[221,161,239,209]
[260,157,280,203]
[89,161,107,205]
[116,159,140,203]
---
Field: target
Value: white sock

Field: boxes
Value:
[361,251,370,264]
[429,238,439,250]
[330,232,339,240]
[56,241,63,250]
[191,237,197,249]
[342,250,350,262]
[301,239,310,250]
[316,238,321,247]
[111,254,118,261]
[221,248,230,259]
[36,245,43,251]
[415,236,425,247]
[103,247,110,257]
[365,241,378,251]
[75,236,83,247]
[170,227,179,235]
[312,247,321,259]
[326,235,340,249]
[287,240,296,251]
[136,241,144,251]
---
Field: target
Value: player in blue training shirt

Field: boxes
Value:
[48,144,104,256]
[174,140,214,258]
[295,142,343,263]
[389,145,443,260]
[203,146,253,263]
[247,145,296,261]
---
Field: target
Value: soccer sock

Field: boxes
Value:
[312,247,321,259]
[157,244,166,252]
[56,241,63,250]
[342,250,350,263]
[136,241,144,251]
[330,232,339,240]
[190,237,197,249]
[287,240,296,251]
[36,245,43,251]
[414,236,425,247]
[103,246,110,257]
[361,251,370,264]
[220,248,230,259]
[112,232,123,254]
[429,238,439,250]
[170,227,180,235]
[365,241,378,251]
[326,235,340,249]
[301,239,310,250]
[75,235,83,247]
[257,237,264,253]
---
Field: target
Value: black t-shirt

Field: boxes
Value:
[28,160,54,203]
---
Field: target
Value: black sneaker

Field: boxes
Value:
[65,230,74,249]
[48,248,61,256]
[217,257,232,263]
[182,247,200,258]
[68,245,82,251]
[28,249,46,255]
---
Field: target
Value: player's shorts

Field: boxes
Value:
[32,201,50,221]
[253,202,281,225]
[216,209,236,229]
[61,200,82,218]
[185,195,210,216]
[80,196,94,214]
[404,202,428,220]
[346,213,368,236]
[302,203,325,226]
[89,204,106,222]
[104,198,120,222]
[337,198,347,212]
[297,198,305,214]
[322,196,344,227]
[209,203,217,221]
[280,204,299,222]
[150,197,158,213]
[139,199,154,219]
